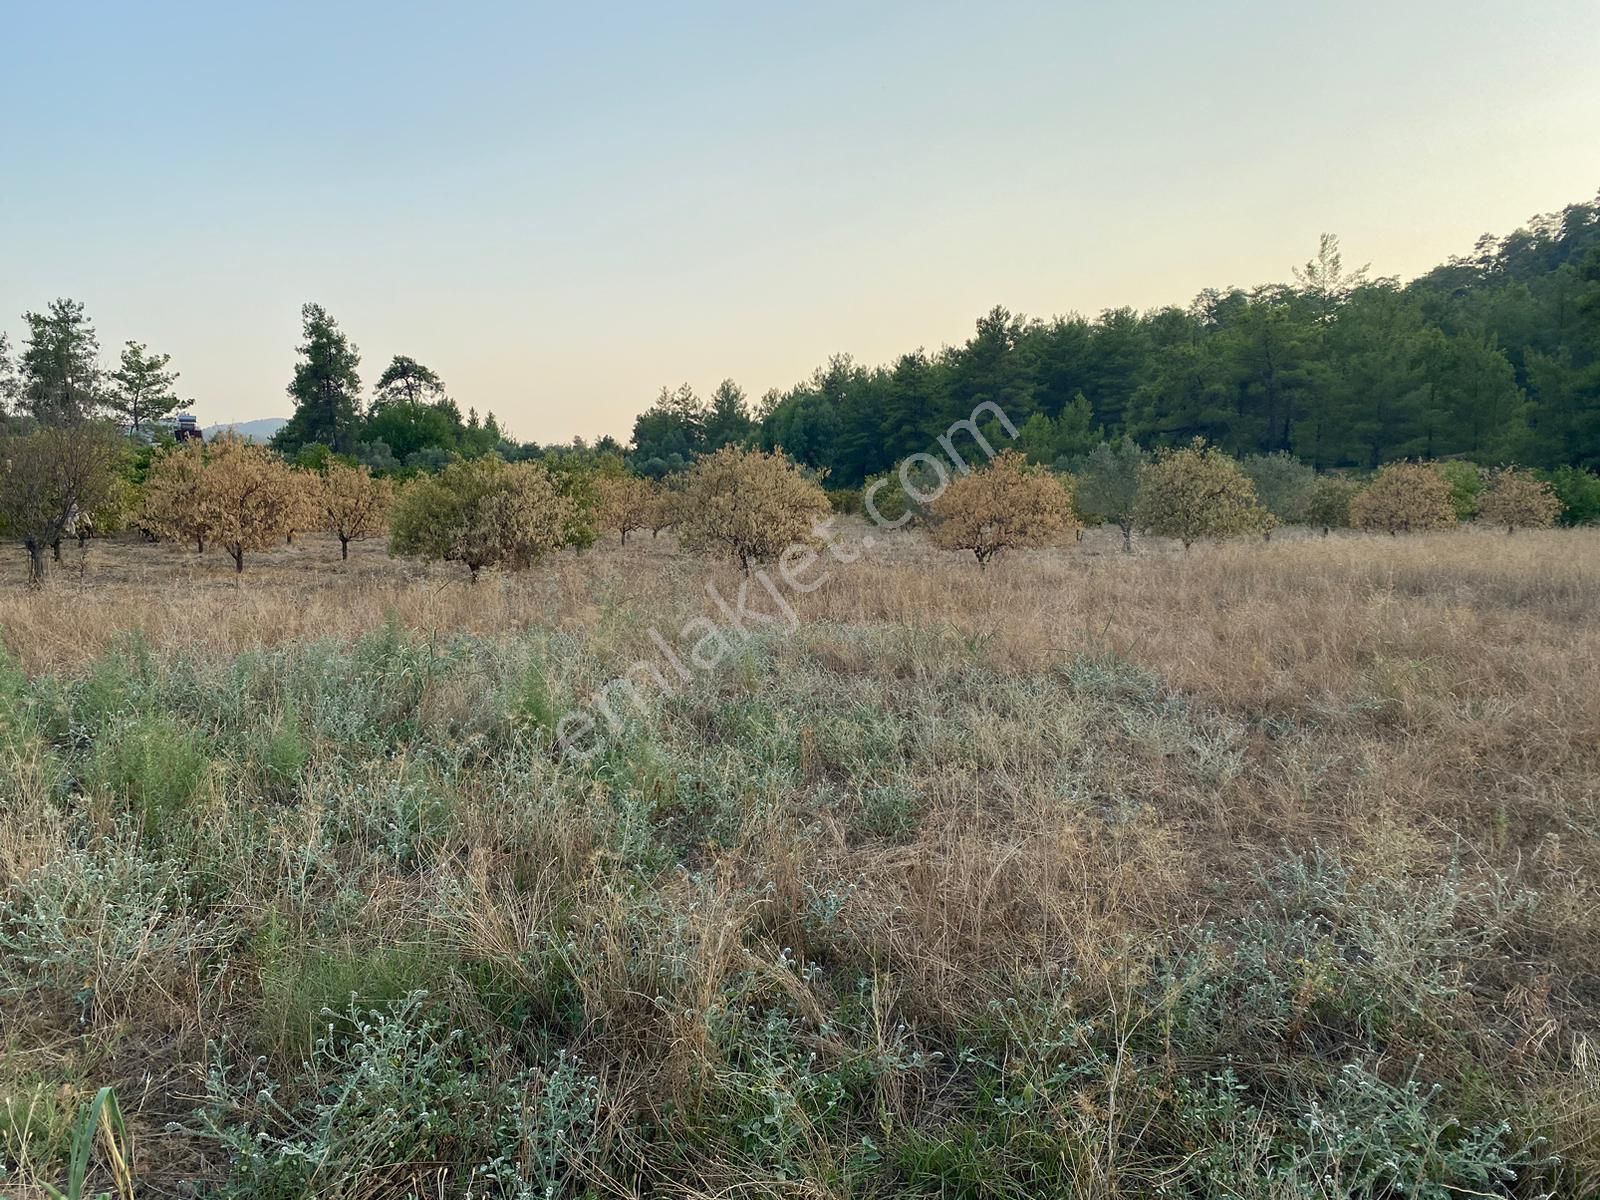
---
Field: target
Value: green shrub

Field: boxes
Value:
[505,661,558,737]
[202,993,600,1200]
[254,715,311,801]
[88,714,209,837]
[825,487,863,515]
[1433,460,1484,520]
[1546,465,1600,525]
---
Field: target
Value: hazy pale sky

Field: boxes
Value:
[3,1,1597,442]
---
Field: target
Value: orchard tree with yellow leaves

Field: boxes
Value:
[140,439,215,553]
[283,472,327,546]
[677,445,830,573]
[1350,462,1458,535]
[1134,440,1274,549]
[389,456,574,581]
[1477,467,1562,533]
[927,449,1077,566]
[203,435,304,572]
[1306,475,1359,536]
[321,461,394,558]
[594,472,656,545]
[649,481,683,538]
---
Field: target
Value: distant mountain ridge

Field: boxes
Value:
[202,417,287,442]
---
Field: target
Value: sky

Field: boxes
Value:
[2,1,1598,443]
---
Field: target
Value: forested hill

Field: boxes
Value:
[632,192,1600,486]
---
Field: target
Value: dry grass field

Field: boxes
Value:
[2,524,1598,1197]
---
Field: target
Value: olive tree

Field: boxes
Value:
[677,445,830,573]
[321,461,395,558]
[1477,467,1561,532]
[1075,437,1145,552]
[0,422,126,586]
[928,449,1077,566]
[1350,462,1457,535]
[389,456,574,580]
[1134,440,1273,549]
[1240,451,1316,529]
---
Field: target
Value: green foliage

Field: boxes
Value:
[1433,459,1485,519]
[825,487,862,514]
[291,442,336,471]
[106,340,181,434]
[37,1086,131,1200]
[671,196,1600,487]
[0,422,128,586]
[253,715,310,801]
[389,456,575,577]
[16,299,101,425]
[1016,393,1101,465]
[1305,473,1359,533]
[1544,465,1600,525]
[88,713,209,837]
[275,303,364,455]
[256,930,449,1057]
[0,843,213,1013]
[1240,450,1317,524]
[506,661,558,737]
[1073,437,1145,550]
[1174,1064,1537,1199]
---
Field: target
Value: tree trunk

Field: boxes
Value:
[25,540,46,589]
[51,539,62,563]
[340,535,350,560]
[197,535,205,554]
[231,546,245,573]
[1122,525,1133,554]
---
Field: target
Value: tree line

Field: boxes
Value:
[5,193,1595,486]
[0,412,1573,590]
[634,194,1600,483]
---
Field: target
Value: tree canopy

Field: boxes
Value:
[602,195,1600,486]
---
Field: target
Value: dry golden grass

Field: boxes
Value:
[2,523,1598,1196]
